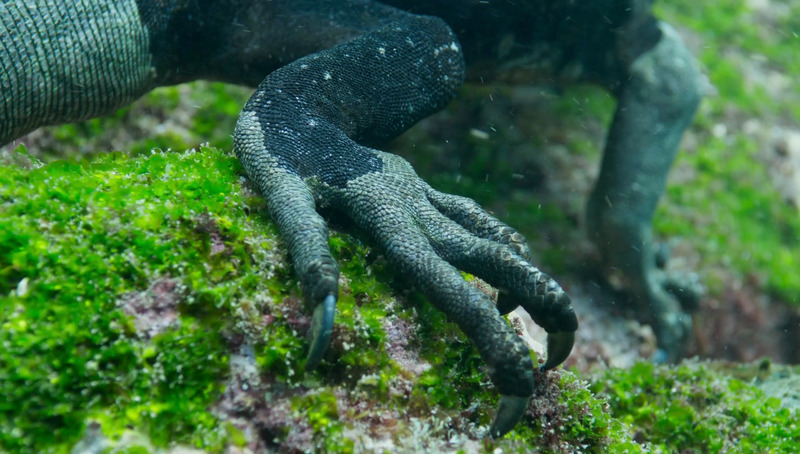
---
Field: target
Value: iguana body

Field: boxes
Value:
[0,0,702,438]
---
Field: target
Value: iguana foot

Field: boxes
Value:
[647,244,702,362]
[599,238,699,362]
[337,152,576,438]
[233,16,577,437]
[641,276,694,363]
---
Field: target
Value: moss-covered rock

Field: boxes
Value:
[589,360,800,453]
[3,2,799,449]
[1,146,257,451]
[1,145,637,452]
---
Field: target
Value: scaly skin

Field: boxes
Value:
[1,0,702,438]
[232,16,577,437]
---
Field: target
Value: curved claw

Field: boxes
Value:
[496,291,519,316]
[305,294,337,372]
[540,330,575,371]
[490,394,529,439]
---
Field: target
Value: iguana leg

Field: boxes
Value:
[586,22,703,361]
[234,14,576,438]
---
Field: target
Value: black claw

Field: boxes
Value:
[540,330,575,371]
[496,291,519,315]
[305,294,337,372]
[490,394,529,439]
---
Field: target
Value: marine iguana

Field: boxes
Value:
[0,0,702,438]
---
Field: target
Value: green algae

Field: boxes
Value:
[552,373,644,453]
[7,131,790,453]
[3,2,798,448]
[0,146,267,451]
[590,361,800,452]
[1,144,641,452]
[291,389,354,452]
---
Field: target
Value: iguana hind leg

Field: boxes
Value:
[587,22,703,361]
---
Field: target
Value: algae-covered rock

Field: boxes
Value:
[0,146,637,452]
[3,127,797,454]
[589,359,800,453]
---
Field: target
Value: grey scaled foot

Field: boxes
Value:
[233,15,577,438]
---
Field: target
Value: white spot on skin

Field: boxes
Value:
[434,41,461,57]
[323,71,332,80]
[378,47,386,55]
[307,119,317,127]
